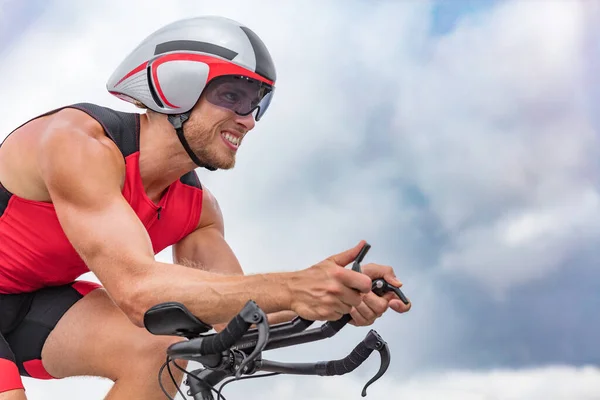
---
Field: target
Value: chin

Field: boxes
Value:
[222,159,236,170]
[210,156,236,170]
[195,146,236,170]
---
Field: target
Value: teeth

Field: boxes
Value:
[223,133,240,146]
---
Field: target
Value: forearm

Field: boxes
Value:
[266,310,297,325]
[176,255,296,327]
[124,261,295,327]
[179,260,297,328]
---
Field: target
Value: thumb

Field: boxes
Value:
[327,240,367,267]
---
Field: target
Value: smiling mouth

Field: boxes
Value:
[221,131,241,150]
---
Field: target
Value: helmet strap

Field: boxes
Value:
[167,113,217,171]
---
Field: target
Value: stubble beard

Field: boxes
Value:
[183,121,236,170]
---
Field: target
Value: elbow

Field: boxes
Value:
[108,277,155,328]
[118,294,147,328]
[91,257,160,328]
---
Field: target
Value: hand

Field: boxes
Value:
[349,263,411,327]
[289,242,373,321]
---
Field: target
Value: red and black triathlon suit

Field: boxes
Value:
[0,103,204,392]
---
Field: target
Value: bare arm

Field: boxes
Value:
[173,186,297,329]
[38,110,294,327]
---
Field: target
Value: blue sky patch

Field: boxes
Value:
[431,0,499,36]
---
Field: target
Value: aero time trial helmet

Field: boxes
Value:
[106,16,276,169]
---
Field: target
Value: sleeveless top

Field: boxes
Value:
[0,103,204,293]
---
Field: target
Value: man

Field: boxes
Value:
[0,16,410,399]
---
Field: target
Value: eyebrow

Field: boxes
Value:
[219,85,253,98]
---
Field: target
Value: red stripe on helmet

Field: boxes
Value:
[151,60,179,108]
[205,58,275,86]
[115,61,149,87]
[150,53,275,110]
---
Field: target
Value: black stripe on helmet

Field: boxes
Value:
[146,66,164,108]
[154,40,238,60]
[239,27,276,82]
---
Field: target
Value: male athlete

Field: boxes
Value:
[0,16,411,399]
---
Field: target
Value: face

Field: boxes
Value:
[182,91,256,170]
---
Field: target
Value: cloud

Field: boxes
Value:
[1,0,599,398]
[22,365,600,400]
[388,0,600,294]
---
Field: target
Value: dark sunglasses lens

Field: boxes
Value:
[254,90,274,121]
[205,76,273,119]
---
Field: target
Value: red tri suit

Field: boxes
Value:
[0,102,204,294]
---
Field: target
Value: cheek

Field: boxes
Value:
[190,98,229,124]
[203,108,232,128]
[188,105,235,138]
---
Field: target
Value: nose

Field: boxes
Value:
[234,112,256,132]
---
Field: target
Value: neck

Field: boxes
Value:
[137,113,197,203]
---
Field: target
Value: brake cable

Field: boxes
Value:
[159,356,281,400]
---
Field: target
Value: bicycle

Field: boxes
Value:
[143,243,409,400]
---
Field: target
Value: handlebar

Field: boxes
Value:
[257,329,390,397]
[166,300,270,380]
[146,242,408,400]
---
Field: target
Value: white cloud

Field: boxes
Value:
[390,0,600,293]
[440,187,600,297]
[1,0,599,398]
[22,365,600,400]
[2,0,594,294]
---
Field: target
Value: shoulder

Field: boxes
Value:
[179,170,210,221]
[37,108,117,160]
[40,102,143,161]
[175,170,222,232]
[197,182,224,232]
[44,106,106,138]
[39,102,137,144]
[37,106,127,186]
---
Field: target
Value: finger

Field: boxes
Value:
[354,300,377,322]
[332,298,353,316]
[389,299,411,313]
[362,292,389,317]
[336,268,372,294]
[327,240,367,267]
[349,307,370,326]
[381,291,411,309]
[361,263,403,287]
[319,305,347,321]
[337,285,366,309]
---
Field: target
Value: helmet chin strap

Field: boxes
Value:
[167,113,217,171]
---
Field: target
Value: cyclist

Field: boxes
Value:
[0,16,410,399]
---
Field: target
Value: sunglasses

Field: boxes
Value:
[203,75,274,121]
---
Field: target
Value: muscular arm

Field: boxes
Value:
[173,187,297,329]
[38,110,295,327]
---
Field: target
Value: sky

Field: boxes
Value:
[1,0,600,399]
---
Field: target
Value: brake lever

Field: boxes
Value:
[361,330,391,397]
[372,278,410,305]
[351,242,371,273]
[235,304,269,379]
[352,243,410,305]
